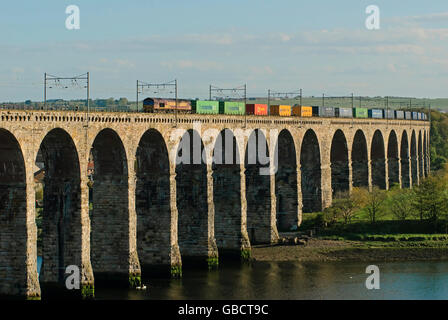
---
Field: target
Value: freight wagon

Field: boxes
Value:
[335,107,353,118]
[191,100,220,114]
[312,106,335,117]
[353,108,368,118]
[385,109,395,119]
[292,105,312,117]
[368,109,384,119]
[270,105,292,117]
[142,97,427,123]
[405,111,412,120]
[219,101,245,115]
[412,112,419,120]
[246,104,268,116]
[396,111,405,119]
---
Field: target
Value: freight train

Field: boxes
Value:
[142,98,428,120]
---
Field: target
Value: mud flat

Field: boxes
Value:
[251,238,448,263]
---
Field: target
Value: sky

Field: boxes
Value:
[1,0,448,101]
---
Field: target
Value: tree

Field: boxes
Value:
[412,175,448,228]
[118,97,128,106]
[322,205,339,227]
[354,186,387,224]
[332,190,361,224]
[388,187,415,221]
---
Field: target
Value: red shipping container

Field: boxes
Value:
[246,104,268,116]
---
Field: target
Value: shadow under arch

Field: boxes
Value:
[330,129,349,197]
[371,130,386,189]
[176,129,211,268]
[0,129,33,297]
[275,129,298,231]
[387,130,400,188]
[136,129,174,277]
[418,131,423,179]
[212,128,247,260]
[245,129,272,244]
[351,130,368,188]
[410,131,418,185]
[423,132,428,175]
[401,131,410,188]
[300,129,322,213]
[90,128,132,286]
[36,128,82,296]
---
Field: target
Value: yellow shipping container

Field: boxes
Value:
[270,105,291,117]
[301,106,313,117]
[292,105,312,117]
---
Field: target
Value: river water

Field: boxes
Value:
[37,257,448,299]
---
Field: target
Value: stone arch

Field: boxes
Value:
[400,131,410,188]
[423,132,428,175]
[0,129,32,296]
[275,129,298,231]
[387,130,399,188]
[136,129,171,276]
[245,129,271,243]
[371,130,386,189]
[410,130,418,185]
[90,128,130,285]
[300,129,322,213]
[37,128,82,289]
[330,129,349,197]
[213,129,244,258]
[351,130,368,188]
[176,129,209,266]
[418,131,423,179]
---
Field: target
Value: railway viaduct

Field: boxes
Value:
[0,109,430,298]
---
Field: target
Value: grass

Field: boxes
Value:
[300,210,448,245]
[319,234,448,242]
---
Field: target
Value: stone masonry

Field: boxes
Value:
[0,110,430,297]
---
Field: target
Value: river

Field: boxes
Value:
[36,257,448,299]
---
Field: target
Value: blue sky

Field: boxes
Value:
[1,0,448,101]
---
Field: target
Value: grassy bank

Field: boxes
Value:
[251,238,448,263]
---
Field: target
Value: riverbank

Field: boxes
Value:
[251,238,448,262]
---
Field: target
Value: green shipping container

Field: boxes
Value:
[353,108,368,118]
[219,101,245,115]
[192,100,220,114]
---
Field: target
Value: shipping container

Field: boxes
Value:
[191,100,219,114]
[246,104,268,116]
[292,105,312,117]
[405,111,412,119]
[335,107,353,118]
[311,106,335,117]
[219,101,245,115]
[412,112,418,120]
[270,105,291,117]
[368,109,384,119]
[396,110,404,119]
[385,109,395,119]
[353,108,368,118]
